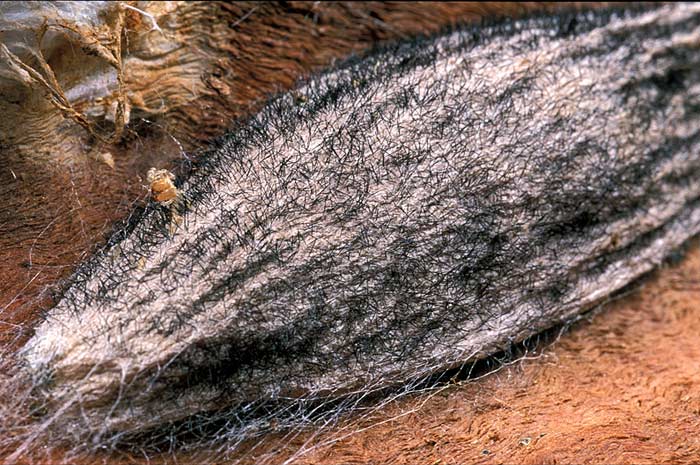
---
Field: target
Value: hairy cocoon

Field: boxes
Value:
[19,3,700,449]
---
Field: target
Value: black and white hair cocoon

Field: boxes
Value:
[5,2,700,462]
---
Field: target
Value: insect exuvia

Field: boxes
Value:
[146,168,179,206]
[12,2,700,456]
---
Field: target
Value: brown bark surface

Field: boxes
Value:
[3,2,698,464]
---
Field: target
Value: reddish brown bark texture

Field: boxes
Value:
[3,2,698,464]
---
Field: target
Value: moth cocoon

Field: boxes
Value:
[15,2,700,455]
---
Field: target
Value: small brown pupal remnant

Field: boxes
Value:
[147,167,183,236]
[146,168,178,205]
